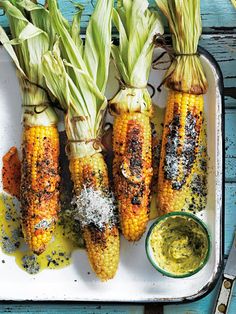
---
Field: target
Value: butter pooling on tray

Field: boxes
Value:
[41,0,119,281]
[155,0,208,215]
[0,192,79,274]
[0,143,83,275]
[0,0,61,254]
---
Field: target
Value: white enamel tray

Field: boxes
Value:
[0,46,223,302]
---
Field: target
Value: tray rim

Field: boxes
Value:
[172,45,225,304]
[0,45,224,304]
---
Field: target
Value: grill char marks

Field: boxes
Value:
[112,112,153,241]
[164,103,180,183]
[164,104,202,190]
[126,121,143,182]
[20,125,60,255]
[157,91,206,215]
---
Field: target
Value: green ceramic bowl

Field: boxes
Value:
[145,212,211,278]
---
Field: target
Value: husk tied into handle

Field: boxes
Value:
[156,0,208,95]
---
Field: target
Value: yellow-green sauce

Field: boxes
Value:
[149,215,209,276]
[0,193,84,274]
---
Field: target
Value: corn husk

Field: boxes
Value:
[42,0,113,158]
[0,0,57,126]
[156,0,208,95]
[109,0,163,115]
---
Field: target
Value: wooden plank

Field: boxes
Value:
[164,276,236,314]
[225,183,236,255]
[152,0,236,32]
[225,110,236,182]
[1,0,236,32]
[200,35,236,90]
[164,279,235,314]
[200,34,236,109]
[144,304,163,314]
[0,304,144,313]
[164,281,220,314]
[198,0,236,32]
[225,96,236,110]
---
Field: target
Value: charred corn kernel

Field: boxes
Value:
[83,224,119,282]
[113,112,153,241]
[20,125,60,254]
[69,153,119,281]
[69,153,109,195]
[157,91,204,215]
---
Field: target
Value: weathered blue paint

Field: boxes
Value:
[1,0,236,31]
[0,0,236,313]
[200,35,236,89]
[226,112,236,182]
[0,305,144,313]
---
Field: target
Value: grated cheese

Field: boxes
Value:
[72,187,117,230]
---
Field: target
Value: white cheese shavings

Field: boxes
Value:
[72,187,117,230]
[34,218,54,230]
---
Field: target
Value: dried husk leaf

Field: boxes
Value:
[156,0,208,95]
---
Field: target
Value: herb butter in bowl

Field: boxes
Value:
[145,212,210,278]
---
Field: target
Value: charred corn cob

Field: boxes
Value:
[158,91,204,214]
[42,0,119,280]
[70,153,119,281]
[0,1,60,254]
[156,0,208,215]
[110,0,163,240]
[70,153,109,194]
[112,112,152,240]
[21,125,60,254]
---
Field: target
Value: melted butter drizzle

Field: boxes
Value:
[0,193,84,274]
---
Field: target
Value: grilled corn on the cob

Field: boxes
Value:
[21,125,60,254]
[110,0,163,241]
[156,0,208,215]
[70,153,119,281]
[0,1,60,254]
[42,0,119,280]
[157,91,204,214]
[112,112,152,241]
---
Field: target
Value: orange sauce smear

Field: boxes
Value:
[2,146,21,198]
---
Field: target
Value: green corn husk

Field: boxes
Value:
[41,0,120,282]
[109,0,163,115]
[0,0,60,255]
[0,0,58,126]
[40,0,114,179]
[42,0,113,158]
[156,0,208,95]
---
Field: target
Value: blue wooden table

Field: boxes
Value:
[0,0,236,313]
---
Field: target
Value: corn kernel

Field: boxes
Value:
[21,125,60,255]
